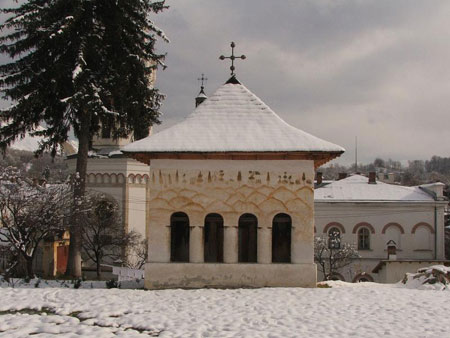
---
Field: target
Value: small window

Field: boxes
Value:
[358,228,370,250]
[101,122,112,139]
[328,227,341,249]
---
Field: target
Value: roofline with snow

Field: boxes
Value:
[121,150,344,168]
[315,199,448,205]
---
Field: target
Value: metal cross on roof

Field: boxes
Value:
[219,42,246,76]
[198,73,208,89]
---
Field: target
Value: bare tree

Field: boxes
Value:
[81,192,131,278]
[314,232,360,281]
[124,232,148,270]
[0,167,72,278]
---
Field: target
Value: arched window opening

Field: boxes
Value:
[204,213,224,263]
[414,226,432,251]
[353,273,374,283]
[238,213,257,263]
[385,226,402,249]
[328,227,341,249]
[358,228,370,250]
[170,212,190,262]
[272,213,292,263]
[329,273,345,281]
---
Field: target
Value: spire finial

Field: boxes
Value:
[197,73,208,92]
[195,73,208,107]
[219,41,246,76]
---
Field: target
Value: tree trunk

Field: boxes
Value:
[66,111,91,278]
[96,260,101,279]
[26,257,34,280]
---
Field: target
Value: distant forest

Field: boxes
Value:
[321,156,450,189]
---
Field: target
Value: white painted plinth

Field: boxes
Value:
[144,263,317,289]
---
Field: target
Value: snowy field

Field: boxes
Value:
[0,281,448,337]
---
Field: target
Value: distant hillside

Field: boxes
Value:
[0,148,70,183]
[8,127,78,155]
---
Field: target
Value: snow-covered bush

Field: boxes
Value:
[401,265,450,291]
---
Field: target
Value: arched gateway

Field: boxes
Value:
[122,72,343,289]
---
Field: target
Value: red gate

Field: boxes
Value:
[56,245,69,275]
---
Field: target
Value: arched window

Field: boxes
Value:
[353,273,374,283]
[328,227,341,249]
[414,225,432,251]
[204,213,224,262]
[384,224,402,249]
[272,213,292,263]
[358,228,370,250]
[170,212,190,262]
[328,273,345,281]
[238,213,257,263]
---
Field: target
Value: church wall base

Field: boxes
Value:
[144,262,317,289]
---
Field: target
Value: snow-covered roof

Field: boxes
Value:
[196,92,208,99]
[315,175,436,202]
[122,77,344,155]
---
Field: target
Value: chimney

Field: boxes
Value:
[419,182,445,199]
[368,172,377,184]
[338,173,347,180]
[316,172,323,185]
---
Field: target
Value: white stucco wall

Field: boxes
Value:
[127,185,147,236]
[145,159,317,288]
[66,156,150,239]
[376,260,448,284]
[314,201,447,282]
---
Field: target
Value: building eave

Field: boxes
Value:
[121,150,344,168]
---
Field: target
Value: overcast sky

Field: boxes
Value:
[1,0,450,166]
[152,0,450,166]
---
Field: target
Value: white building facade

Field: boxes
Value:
[314,174,447,282]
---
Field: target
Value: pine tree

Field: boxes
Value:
[0,0,168,277]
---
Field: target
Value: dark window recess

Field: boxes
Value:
[204,213,224,263]
[101,122,112,139]
[238,213,258,263]
[170,212,190,262]
[272,213,292,263]
[358,228,370,250]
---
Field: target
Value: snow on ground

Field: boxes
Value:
[401,265,450,291]
[0,283,449,337]
[0,277,144,289]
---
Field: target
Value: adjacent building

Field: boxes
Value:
[315,174,447,282]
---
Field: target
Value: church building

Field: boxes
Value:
[122,74,344,288]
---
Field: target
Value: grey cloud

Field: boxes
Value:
[1,0,449,165]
